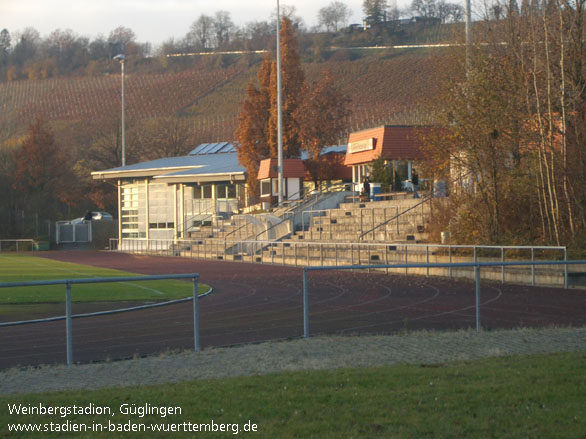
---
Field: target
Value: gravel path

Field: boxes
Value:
[2,326,585,396]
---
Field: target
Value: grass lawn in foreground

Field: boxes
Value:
[0,254,207,304]
[1,351,584,438]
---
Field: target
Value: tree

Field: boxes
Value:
[11,28,40,67]
[362,0,388,22]
[186,14,214,50]
[411,0,464,22]
[0,29,11,63]
[135,117,192,160]
[236,17,350,198]
[13,120,80,217]
[267,17,305,159]
[318,1,352,32]
[235,56,273,195]
[108,26,148,57]
[422,0,586,246]
[295,71,351,186]
[213,11,235,48]
[411,0,437,17]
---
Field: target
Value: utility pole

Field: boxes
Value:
[276,0,284,205]
[465,0,471,71]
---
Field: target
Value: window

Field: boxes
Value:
[260,180,271,197]
[217,184,237,199]
[192,184,213,199]
[149,222,175,229]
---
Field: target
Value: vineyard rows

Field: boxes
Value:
[0,65,245,127]
[0,51,458,143]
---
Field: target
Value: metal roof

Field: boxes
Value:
[189,142,236,155]
[300,145,347,160]
[92,151,245,181]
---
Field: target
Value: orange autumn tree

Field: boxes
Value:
[236,17,350,198]
[267,17,305,159]
[295,70,351,188]
[235,55,273,194]
[13,119,81,218]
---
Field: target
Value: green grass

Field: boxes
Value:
[0,255,208,304]
[1,351,585,438]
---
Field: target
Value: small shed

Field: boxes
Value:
[257,158,306,203]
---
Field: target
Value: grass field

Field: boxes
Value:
[1,351,584,438]
[0,255,208,304]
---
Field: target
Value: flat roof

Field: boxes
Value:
[92,151,245,181]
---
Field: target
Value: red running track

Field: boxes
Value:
[1,251,584,369]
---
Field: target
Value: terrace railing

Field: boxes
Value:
[111,238,579,288]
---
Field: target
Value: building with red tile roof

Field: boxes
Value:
[345,125,434,184]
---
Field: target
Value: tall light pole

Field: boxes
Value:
[465,0,471,71]
[276,0,284,205]
[113,54,126,167]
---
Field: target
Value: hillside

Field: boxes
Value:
[0,48,460,150]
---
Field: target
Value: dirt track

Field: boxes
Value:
[1,251,585,369]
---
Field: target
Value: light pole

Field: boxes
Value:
[113,54,126,167]
[276,0,284,205]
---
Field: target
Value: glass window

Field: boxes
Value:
[227,184,236,199]
[203,185,212,199]
[261,180,271,196]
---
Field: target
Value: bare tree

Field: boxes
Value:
[318,1,352,32]
[213,11,235,48]
[363,0,389,21]
[185,14,214,50]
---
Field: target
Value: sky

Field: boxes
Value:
[1,0,411,48]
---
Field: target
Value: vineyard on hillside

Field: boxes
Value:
[0,65,246,131]
[0,49,460,146]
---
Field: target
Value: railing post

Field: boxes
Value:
[564,247,568,289]
[475,265,481,332]
[426,245,430,277]
[193,277,200,352]
[501,247,505,283]
[449,246,453,279]
[531,248,535,286]
[405,245,408,276]
[303,268,309,338]
[66,282,73,366]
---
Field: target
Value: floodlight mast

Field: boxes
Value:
[113,54,126,167]
[276,0,284,205]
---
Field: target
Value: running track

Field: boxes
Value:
[1,251,584,369]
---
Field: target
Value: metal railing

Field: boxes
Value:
[302,205,410,241]
[358,192,432,240]
[301,260,586,338]
[0,273,200,366]
[111,238,576,288]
